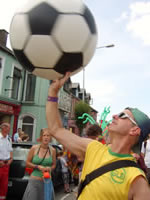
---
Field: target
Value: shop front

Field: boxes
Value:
[0,100,21,136]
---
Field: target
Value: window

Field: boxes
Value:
[0,58,2,68]
[11,67,22,100]
[25,73,36,101]
[0,57,4,93]
[63,78,71,92]
[22,116,34,141]
[0,58,2,80]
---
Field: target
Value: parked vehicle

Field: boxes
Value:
[7,142,63,200]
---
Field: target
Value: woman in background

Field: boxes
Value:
[22,128,56,200]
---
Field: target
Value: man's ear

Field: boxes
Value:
[129,126,141,136]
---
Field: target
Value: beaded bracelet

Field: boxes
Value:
[47,96,58,102]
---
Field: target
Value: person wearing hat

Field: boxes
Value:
[46,72,150,200]
[0,122,13,200]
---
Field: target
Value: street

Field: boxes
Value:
[55,184,77,200]
[7,185,77,200]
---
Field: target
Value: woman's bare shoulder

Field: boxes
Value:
[31,144,40,151]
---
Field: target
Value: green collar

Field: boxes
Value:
[108,147,133,158]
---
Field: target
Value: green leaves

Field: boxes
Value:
[74,101,91,135]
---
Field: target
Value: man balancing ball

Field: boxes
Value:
[46,72,150,200]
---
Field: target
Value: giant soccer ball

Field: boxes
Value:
[10,0,98,80]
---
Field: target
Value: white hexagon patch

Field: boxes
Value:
[10,14,30,50]
[46,0,84,13]
[24,35,62,68]
[52,15,90,52]
[33,68,63,80]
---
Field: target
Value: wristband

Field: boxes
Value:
[47,96,58,102]
[34,165,39,169]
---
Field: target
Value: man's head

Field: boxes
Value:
[18,128,22,132]
[0,122,10,137]
[86,124,102,140]
[109,107,150,153]
[126,107,150,153]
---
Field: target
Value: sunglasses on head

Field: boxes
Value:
[117,112,137,126]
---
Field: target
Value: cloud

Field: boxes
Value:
[86,79,117,104]
[129,2,150,17]
[125,2,150,45]
[127,14,150,45]
[115,12,129,22]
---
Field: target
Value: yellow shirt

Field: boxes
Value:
[79,141,145,200]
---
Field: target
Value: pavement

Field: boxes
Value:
[55,185,78,200]
[61,187,78,200]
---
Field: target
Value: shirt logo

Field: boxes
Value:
[110,168,126,184]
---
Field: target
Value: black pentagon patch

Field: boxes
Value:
[28,3,59,35]
[54,53,83,74]
[13,49,35,72]
[83,6,97,34]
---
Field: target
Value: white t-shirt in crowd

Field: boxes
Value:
[0,135,13,160]
[141,139,150,168]
[59,156,68,173]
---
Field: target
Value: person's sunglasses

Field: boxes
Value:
[117,112,137,126]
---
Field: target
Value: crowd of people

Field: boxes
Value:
[13,128,29,142]
[1,73,150,199]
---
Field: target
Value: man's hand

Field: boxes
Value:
[0,161,5,167]
[7,159,13,166]
[48,72,71,96]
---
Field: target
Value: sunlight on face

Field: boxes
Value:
[41,129,51,144]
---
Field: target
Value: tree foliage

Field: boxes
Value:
[74,101,91,135]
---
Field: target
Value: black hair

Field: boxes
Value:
[87,124,102,137]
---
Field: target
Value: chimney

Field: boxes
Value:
[0,29,8,47]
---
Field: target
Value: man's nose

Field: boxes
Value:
[112,114,119,120]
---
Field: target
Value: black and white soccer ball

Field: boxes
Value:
[10,0,98,80]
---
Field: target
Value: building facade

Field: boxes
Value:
[0,29,98,142]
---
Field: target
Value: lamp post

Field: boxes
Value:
[96,44,115,49]
[82,44,115,101]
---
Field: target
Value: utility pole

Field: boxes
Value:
[82,44,115,101]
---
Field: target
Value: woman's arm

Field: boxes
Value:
[26,145,37,169]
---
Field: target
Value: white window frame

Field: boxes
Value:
[18,113,36,142]
[9,63,22,100]
[0,55,5,94]
[23,71,36,102]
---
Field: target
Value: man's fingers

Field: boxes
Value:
[50,71,71,87]
[63,72,71,82]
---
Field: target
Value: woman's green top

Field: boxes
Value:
[31,146,53,178]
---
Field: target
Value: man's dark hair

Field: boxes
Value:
[87,124,102,137]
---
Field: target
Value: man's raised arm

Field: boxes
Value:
[46,72,91,161]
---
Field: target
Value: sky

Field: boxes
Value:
[1,0,150,121]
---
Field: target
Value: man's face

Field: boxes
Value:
[1,124,10,137]
[108,109,136,136]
